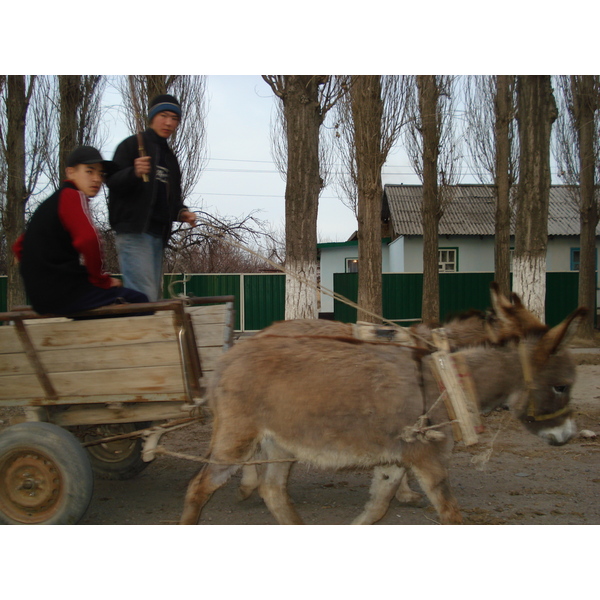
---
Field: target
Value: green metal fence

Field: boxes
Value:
[0,271,590,330]
[0,277,7,313]
[334,272,588,327]
[243,273,285,331]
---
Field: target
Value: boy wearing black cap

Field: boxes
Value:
[107,94,196,301]
[12,146,149,315]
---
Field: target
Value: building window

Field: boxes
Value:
[346,258,359,273]
[571,248,580,271]
[438,248,457,272]
[571,248,597,271]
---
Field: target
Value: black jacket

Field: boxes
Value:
[107,128,187,245]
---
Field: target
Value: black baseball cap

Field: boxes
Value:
[66,146,116,175]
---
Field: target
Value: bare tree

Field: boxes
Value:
[117,75,208,203]
[0,75,50,307]
[262,75,343,319]
[48,75,106,185]
[554,75,600,337]
[165,210,277,273]
[404,75,461,323]
[334,75,408,322]
[513,75,558,319]
[463,75,519,297]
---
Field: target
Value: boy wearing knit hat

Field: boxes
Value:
[107,94,196,301]
[12,146,149,315]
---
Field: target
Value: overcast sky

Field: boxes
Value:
[102,75,417,243]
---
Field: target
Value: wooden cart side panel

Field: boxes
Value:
[0,313,186,402]
[0,300,234,407]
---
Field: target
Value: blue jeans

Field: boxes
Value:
[115,233,164,302]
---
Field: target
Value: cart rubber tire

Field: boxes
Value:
[0,422,94,525]
[71,422,152,480]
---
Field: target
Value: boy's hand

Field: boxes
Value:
[109,277,123,288]
[134,156,151,178]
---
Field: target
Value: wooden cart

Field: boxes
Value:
[0,296,235,524]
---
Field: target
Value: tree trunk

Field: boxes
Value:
[5,76,29,309]
[418,75,441,323]
[351,76,384,324]
[514,76,557,320]
[493,75,514,298]
[282,76,322,319]
[572,76,599,337]
[58,75,83,177]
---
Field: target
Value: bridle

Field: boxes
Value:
[518,340,571,423]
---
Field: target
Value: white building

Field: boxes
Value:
[318,184,599,317]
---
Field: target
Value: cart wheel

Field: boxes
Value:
[0,422,94,525]
[71,422,151,480]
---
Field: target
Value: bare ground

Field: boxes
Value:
[1,354,599,526]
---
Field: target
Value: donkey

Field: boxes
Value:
[180,286,586,525]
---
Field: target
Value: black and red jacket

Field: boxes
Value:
[12,181,112,314]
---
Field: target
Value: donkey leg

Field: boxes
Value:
[257,438,303,524]
[238,465,260,501]
[395,471,423,505]
[180,425,259,524]
[408,452,462,525]
[352,465,408,525]
[180,461,240,524]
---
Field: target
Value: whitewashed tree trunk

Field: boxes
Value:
[514,76,557,324]
[285,259,318,320]
[512,254,546,320]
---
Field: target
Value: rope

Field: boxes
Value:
[152,446,297,465]
[169,217,435,348]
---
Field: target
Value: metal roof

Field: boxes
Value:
[383,184,594,237]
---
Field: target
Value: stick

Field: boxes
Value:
[128,76,149,183]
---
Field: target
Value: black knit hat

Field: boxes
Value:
[148,94,181,121]
[66,146,116,174]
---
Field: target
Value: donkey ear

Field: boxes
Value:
[532,307,588,364]
[490,282,546,337]
[490,282,512,312]
[509,292,524,308]
[489,282,514,325]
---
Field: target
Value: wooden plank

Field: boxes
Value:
[197,346,226,373]
[0,353,32,376]
[1,393,190,407]
[0,365,185,399]
[187,322,229,347]
[49,401,195,426]
[1,341,181,376]
[0,327,23,355]
[0,374,47,399]
[186,304,229,324]
[431,350,479,446]
[49,365,185,396]
[7,313,177,353]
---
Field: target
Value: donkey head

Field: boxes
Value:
[489,283,587,446]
